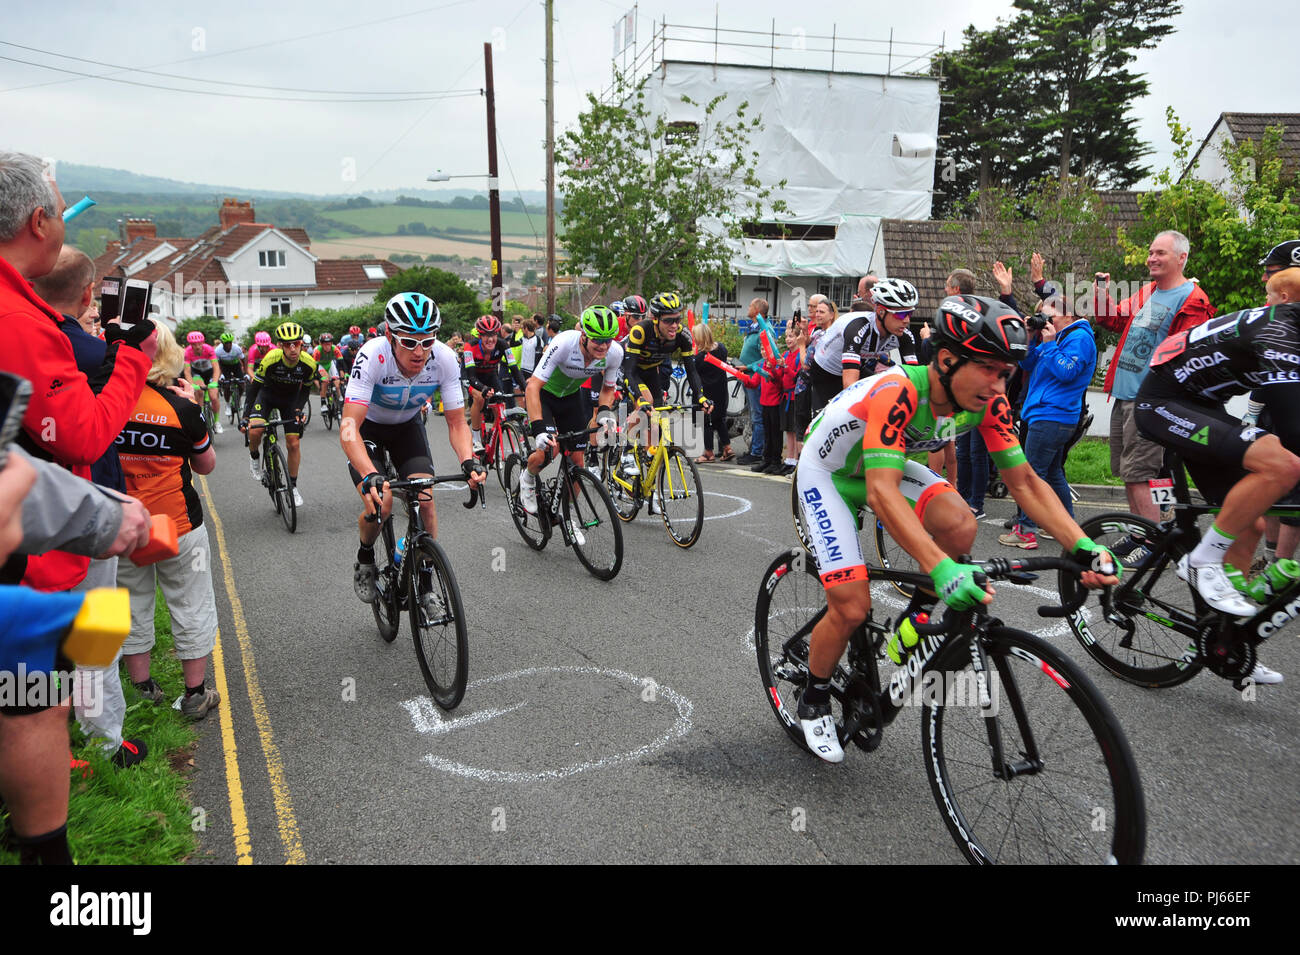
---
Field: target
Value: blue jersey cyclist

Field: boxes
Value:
[342,293,486,604]
[793,295,1120,763]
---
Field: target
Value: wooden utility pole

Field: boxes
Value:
[484,42,504,320]
[545,0,556,317]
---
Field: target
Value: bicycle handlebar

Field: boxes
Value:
[363,473,486,522]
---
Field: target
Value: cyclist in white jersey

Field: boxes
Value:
[343,293,485,603]
[517,306,624,514]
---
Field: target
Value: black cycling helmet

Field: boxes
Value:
[649,291,683,317]
[1261,240,1300,271]
[930,295,1028,407]
[623,294,649,317]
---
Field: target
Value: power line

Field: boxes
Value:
[0,0,476,95]
[0,54,480,103]
[0,40,478,96]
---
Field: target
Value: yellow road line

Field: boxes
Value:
[200,474,306,865]
[209,625,252,864]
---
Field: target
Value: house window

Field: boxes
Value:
[363,264,387,281]
[270,297,292,316]
[665,121,698,146]
[742,223,838,241]
[205,300,225,319]
[816,276,860,311]
[259,250,287,268]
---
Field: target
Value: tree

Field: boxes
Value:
[558,74,788,296]
[1119,109,1300,313]
[1013,0,1180,187]
[374,265,483,337]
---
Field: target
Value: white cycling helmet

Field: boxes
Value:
[302,333,312,346]
[871,277,919,312]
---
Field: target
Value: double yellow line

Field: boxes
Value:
[198,474,305,865]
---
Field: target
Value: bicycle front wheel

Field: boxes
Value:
[922,626,1146,864]
[603,446,642,522]
[656,447,703,548]
[271,444,296,533]
[495,420,529,495]
[564,467,624,580]
[324,395,336,430]
[409,538,468,709]
[1064,513,1202,688]
[504,453,550,550]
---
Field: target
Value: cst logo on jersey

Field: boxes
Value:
[880,390,915,444]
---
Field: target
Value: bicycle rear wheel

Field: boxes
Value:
[656,447,703,548]
[922,626,1146,864]
[872,515,916,599]
[755,548,840,752]
[409,537,469,710]
[564,467,623,580]
[504,453,550,550]
[271,444,296,533]
[372,521,400,643]
[603,446,642,522]
[1063,513,1202,688]
[324,394,336,431]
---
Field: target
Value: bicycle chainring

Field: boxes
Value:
[1195,621,1257,683]
[843,674,884,753]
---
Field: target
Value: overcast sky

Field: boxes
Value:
[1,0,1290,200]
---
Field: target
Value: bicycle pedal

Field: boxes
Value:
[774,661,806,681]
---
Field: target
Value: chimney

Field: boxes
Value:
[219,198,256,230]
[123,218,156,243]
[104,240,123,259]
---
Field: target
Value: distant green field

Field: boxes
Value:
[322,206,542,236]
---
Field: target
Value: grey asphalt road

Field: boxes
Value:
[185,409,1299,864]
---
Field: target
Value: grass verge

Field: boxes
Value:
[2,589,198,865]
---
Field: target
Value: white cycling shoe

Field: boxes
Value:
[797,698,844,764]
[1176,555,1257,617]
[518,470,539,514]
[292,487,303,508]
[248,458,262,481]
[1247,663,1284,685]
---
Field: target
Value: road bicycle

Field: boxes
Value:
[243,416,298,533]
[220,374,245,425]
[789,465,915,598]
[1063,455,1300,690]
[504,425,624,580]
[755,548,1145,864]
[475,394,530,494]
[320,380,343,431]
[364,453,482,710]
[599,403,704,548]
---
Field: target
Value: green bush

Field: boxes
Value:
[242,304,384,348]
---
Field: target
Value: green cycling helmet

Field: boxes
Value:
[580,304,619,340]
[219,332,234,344]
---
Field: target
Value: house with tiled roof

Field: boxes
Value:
[92,198,399,334]
[1184,112,1300,186]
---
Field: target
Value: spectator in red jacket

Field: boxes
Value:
[1093,230,1215,534]
[0,149,156,865]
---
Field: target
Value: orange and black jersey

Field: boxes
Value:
[117,383,210,536]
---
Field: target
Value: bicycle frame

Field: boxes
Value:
[608,405,690,502]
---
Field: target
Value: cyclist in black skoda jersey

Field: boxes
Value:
[1136,301,1300,642]
[622,292,706,410]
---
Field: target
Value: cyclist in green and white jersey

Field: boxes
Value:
[517,306,623,514]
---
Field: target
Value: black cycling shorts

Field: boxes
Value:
[249,390,308,436]
[1135,374,1261,506]
[348,415,434,485]
[540,389,589,452]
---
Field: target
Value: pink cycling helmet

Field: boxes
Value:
[186,331,205,345]
[255,331,272,346]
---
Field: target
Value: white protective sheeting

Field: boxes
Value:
[639,62,940,277]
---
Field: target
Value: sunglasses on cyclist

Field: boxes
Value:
[887,309,914,320]
[394,335,437,351]
[659,315,682,325]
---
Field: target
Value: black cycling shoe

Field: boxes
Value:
[354,561,378,604]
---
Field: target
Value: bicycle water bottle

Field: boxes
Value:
[885,611,930,666]
[394,538,407,571]
[621,451,639,475]
[1246,558,1300,602]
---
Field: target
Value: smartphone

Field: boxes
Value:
[119,279,150,329]
[100,278,121,323]
[0,372,33,469]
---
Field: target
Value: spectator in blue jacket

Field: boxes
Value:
[1000,295,1097,549]
[735,298,778,465]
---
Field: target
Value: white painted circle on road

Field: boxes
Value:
[702,491,751,522]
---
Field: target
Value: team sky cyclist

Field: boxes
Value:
[214,332,245,419]
[312,332,344,406]
[463,314,521,451]
[343,293,485,604]
[622,291,709,414]
[241,321,318,507]
[516,305,624,515]
[794,294,1119,763]
[1134,289,1300,685]
[183,331,223,433]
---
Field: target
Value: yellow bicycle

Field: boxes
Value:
[600,403,704,548]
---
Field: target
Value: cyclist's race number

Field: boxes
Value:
[1148,477,1175,506]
